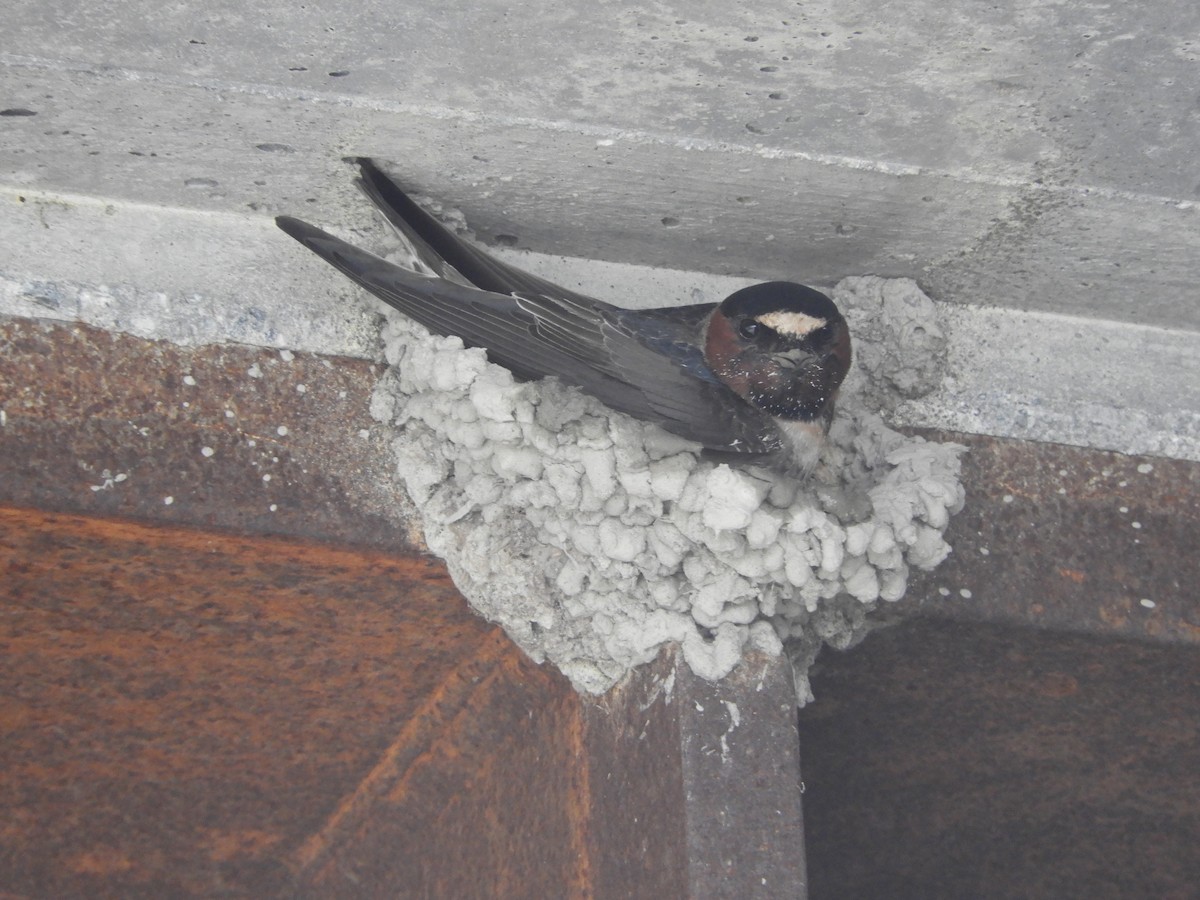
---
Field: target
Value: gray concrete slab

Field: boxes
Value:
[2,186,1197,462]
[2,0,1198,462]
[3,0,1199,330]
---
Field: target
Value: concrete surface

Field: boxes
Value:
[2,189,1197,462]
[2,0,1199,459]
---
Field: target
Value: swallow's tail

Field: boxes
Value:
[276,214,668,417]
[352,158,593,302]
[276,215,506,342]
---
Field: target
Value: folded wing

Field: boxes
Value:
[276,207,781,456]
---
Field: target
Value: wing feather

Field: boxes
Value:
[355,158,598,302]
[276,214,781,455]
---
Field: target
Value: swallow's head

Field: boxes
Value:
[705,281,852,425]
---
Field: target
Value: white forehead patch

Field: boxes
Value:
[756,311,827,338]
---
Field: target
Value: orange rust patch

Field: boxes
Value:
[1036,673,1080,698]
[203,828,284,862]
[69,848,137,876]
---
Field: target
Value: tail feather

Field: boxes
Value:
[352,158,594,303]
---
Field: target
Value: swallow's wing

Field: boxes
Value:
[278,216,617,384]
[599,306,784,454]
[276,217,781,456]
[354,158,598,303]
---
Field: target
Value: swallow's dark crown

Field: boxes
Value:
[719,281,842,323]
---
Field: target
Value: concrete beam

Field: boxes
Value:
[4,0,1200,331]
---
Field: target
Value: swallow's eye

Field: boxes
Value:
[810,324,833,344]
[738,319,761,339]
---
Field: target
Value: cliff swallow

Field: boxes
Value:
[277,159,851,472]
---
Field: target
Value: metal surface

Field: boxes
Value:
[0,319,418,550]
[581,649,810,900]
[798,617,1200,899]
[676,652,808,899]
[898,431,1200,644]
[799,434,1200,899]
[3,314,1198,897]
[581,651,691,898]
[0,317,810,897]
[0,505,537,897]
[0,505,808,898]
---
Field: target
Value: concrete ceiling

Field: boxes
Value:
[3,0,1198,328]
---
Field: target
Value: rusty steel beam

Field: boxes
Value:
[898,431,1200,645]
[0,318,810,897]
[3,316,1197,897]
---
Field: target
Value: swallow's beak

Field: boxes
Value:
[771,348,818,370]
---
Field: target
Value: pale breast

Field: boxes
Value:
[774,418,826,474]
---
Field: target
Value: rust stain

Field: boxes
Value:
[201,828,283,862]
[1098,605,1131,629]
[299,642,592,898]
[0,318,420,550]
[290,629,513,876]
[0,503,510,897]
[68,848,137,876]
[902,431,1200,646]
[563,689,595,900]
[1036,672,1079,697]
[0,498,602,897]
[799,618,1200,898]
